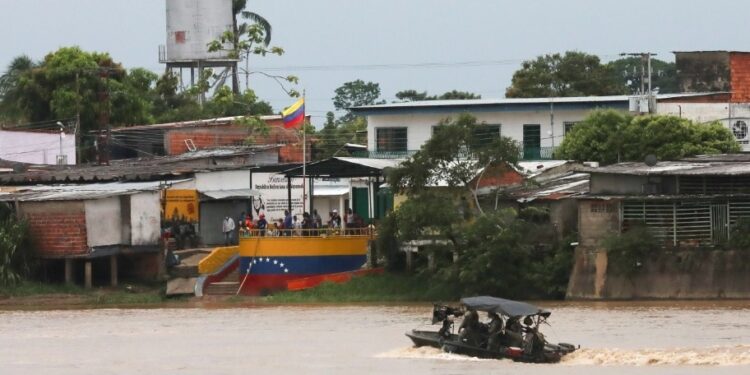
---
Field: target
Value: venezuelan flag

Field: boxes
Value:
[281,98,305,129]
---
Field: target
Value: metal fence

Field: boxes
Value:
[239,227,374,238]
[621,200,750,246]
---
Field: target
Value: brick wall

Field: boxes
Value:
[20,201,89,257]
[165,121,310,163]
[166,126,248,155]
[730,52,750,103]
[473,163,524,189]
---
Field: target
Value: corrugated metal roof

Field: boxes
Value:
[334,157,403,169]
[201,189,260,200]
[579,160,750,176]
[0,146,278,185]
[313,186,349,197]
[111,115,283,132]
[0,180,188,202]
[497,171,590,202]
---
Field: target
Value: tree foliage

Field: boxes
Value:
[313,112,367,160]
[332,80,385,124]
[395,89,481,101]
[0,204,31,287]
[0,47,274,126]
[387,113,520,213]
[606,57,678,94]
[557,110,741,164]
[506,51,624,98]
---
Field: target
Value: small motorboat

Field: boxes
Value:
[406,296,577,363]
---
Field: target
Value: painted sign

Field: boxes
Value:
[164,189,199,222]
[251,173,304,222]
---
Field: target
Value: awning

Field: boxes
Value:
[313,186,349,197]
[201,188,259,200]
[283,157,401,178]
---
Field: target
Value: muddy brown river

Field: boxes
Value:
[1,301,749,374]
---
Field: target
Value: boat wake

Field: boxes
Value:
[375,346,492,362]
[377,345,750,366]
[561,345,750,366]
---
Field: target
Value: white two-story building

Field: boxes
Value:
[352,93,744,160]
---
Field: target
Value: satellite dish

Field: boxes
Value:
[644,154,658,166]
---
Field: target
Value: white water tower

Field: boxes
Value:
[159,0,236,89]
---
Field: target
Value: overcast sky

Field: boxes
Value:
[2,0,750,125]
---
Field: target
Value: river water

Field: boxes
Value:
[1,301,749,374]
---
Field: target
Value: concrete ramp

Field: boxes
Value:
[166,277,197,296]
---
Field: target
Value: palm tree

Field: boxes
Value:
[231,0,272,94]
[0,55,36,122]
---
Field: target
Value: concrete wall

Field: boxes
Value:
[590,174,647,195]
[366,109,593,151]
[0,130,76,165]
[567,247,750,299]
[590,174,679,195]
[20,201,88,257]
[130,192,161,246]
[550,199,578,238]
[578,199,620,248]
[195,170,250,191]
[84,197,123,247]
[199,200,250,245]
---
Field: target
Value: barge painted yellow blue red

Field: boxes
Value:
[237,232,370,295]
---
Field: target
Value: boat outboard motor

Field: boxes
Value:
[432,304,462,324]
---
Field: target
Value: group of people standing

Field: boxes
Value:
[222,207,367,244]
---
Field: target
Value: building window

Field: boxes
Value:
[376,128,407,152]
[590,202,615,213]
[564,121,578,135]
[471,124,501,146]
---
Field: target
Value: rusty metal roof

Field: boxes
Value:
[0,180,188,202]
[578,156,750,176]
[0,146,279,185]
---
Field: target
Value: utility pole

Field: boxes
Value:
[620,52,657,112]
[75,72,81,165]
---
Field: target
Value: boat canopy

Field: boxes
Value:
[460,296,551,318]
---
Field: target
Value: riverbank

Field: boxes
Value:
[0,273,461,310]
[0,281,185,310]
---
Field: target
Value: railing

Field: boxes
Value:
[350,150,417,159]
[239,227,374,238]
[352,147,558,160]
[520,147,557,160]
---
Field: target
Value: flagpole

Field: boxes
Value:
[302,90,306,214]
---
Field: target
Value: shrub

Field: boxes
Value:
[603,225,657,276]
[0,205,32,286]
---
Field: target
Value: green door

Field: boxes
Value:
[352,187,370,221]
[376,188,394,220]
[523,124,541,160]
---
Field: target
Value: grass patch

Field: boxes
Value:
[266,273,461,303]
[0,280,188,308]
[0,281,87,297]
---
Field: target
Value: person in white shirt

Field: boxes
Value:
[222,216,235,245]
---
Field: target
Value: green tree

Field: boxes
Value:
[506,51,624,98]
[0,203,31,286]
[395,89,481,102]
[607,57,678,94]
[0,55,37,123]
[229,0,272,94]
[210,4,297,97]
[377,115,574,298]
[332,80,385,124]
[388,113,520,214]
[557,110,741,164]
[0,47,155,134]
